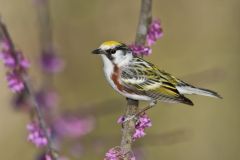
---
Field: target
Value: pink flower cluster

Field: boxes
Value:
[40,52,64,73]
[128,44,152,56]
[104,146,135,160]
[146,20,163,46]
[36,89,59,109]
[6,71,25,93]
[117,113,152,140]
[38,153,68,160]
[129,19,163,56]
[27,122,48,148]
[44,154,52,160]
[53,115,95,138]
[133,113,152,140]
[0,39,30,92]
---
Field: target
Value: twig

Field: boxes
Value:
[35,0,53,53]
[135,0,152,45]
[120,0,152,159]
[35,0,54,87]
[35,0,59,158]
[0,19,57,160]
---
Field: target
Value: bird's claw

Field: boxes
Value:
[122,115,137,123]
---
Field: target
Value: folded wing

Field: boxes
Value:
[121,58,193,106]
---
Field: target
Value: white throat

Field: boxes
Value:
[99,54,151,101]
[101,54,114,75]
[113,51,133,67]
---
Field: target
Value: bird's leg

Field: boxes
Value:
[135,100,157,117]
[123,100,157,123]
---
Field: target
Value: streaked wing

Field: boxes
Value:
[121,57,193,105]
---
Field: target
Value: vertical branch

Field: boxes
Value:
[121,98,139,158]
[0,19,57,160]
[120,0,152,159]
[135,0,152,45]
[34,2,59,158]
[35,0,54,87]
[35,0,62,131]
[36,0,53,52]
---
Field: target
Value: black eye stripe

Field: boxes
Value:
[106,54,113,60]
[110,49,116,54]
[115,46,129,51]
[106,45,130,55]
[107,49,116,54]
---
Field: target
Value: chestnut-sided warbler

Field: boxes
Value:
[92,41,221,106]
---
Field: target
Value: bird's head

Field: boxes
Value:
[92,41,133,66]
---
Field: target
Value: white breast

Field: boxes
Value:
[100,55,152,101]
[101,55,118,91]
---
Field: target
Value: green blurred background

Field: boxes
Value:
[0,0,239,159]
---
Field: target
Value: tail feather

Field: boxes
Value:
[179,95,194,106]
[176,85,222,99]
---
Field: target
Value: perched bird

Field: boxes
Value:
[92,41,222,106]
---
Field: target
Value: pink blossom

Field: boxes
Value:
[137,113,152,128]
[0,39,30,93]
[133,128,145,139]
[0,52,16,67]
[0,40,30,69]
[36,89,59,109]
[146,20,163,46]
[104,147,135,160]
[0,39,10,51]
[128,44,152,56]
[6,71,25,92]
[133,113,152,140]
[53,115,95,138]
[45,155,52,160]
[27,122,48,148]
[37,153,68,160]
[40,53,64,73]
[117,116,125,124]
[117,113,152,140]
[17,51,30,69]
[105,147,121,160]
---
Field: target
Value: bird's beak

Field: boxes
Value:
[92,48,104,54]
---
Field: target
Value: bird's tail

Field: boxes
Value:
[176,84,222,99]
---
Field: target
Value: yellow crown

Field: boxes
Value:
[101,41,122,48]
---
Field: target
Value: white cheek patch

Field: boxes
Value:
[113,50,133,67]
[113,51,124,63]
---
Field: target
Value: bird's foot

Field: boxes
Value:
[122,100,157,123]
[134,100,157,116]
[122,115,137,123]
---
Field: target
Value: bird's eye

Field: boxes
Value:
[108,49,116,54]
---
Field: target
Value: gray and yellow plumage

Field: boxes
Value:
[92,41,222,106]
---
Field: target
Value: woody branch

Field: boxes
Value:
[0,18,57,160]
[120,0,152,159]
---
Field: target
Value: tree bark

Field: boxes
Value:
[120,0,152,159]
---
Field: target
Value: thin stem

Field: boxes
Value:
[34,0,59,122]
[35,0,53,53]
[35,0,54,87]
[0,19,57,160]
[135,0,152,45]
[120,98,139,159]
[120,0,152,159]
[25,79,58,159]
